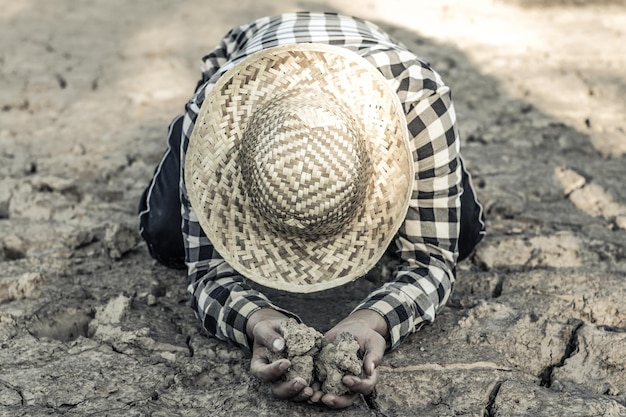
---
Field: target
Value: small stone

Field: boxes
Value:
[103,223,139,259]
[146,294,157,306]
[65,228,97,249]
[94,294,131,324]
[2,234,27,260]
[0,272,45,303]
[24,160,37,175]
[473,243,496,270]
[31,175,76,193]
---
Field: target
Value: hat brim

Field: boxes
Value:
[185,43,414,293]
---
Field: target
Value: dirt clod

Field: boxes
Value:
[103,223,139,259]
[268,319,323,385]
[2,234,28,260]
[316,332,363,395]
[268,321,363,394]
[281,318,322,357]
[0,272,44,302]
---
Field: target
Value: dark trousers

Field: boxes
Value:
[138,116,187,269]
[138,115,485,269]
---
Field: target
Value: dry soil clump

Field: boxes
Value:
[316,331,363,395]
[268,319,363,394]
[267,318,323,385]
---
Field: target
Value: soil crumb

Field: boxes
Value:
[316,332,363,395]
[268,318,323,385]
[267,320,364,393]
[281,318,322,357]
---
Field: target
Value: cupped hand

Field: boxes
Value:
[247,308,314,402]
[312,309,389,409]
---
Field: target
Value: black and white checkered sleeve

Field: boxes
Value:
[198,17,269,86]
[179,85,298,355]
[354,85,462,351]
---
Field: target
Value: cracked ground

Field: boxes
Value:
[1,0,626,416]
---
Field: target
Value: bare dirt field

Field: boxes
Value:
[1,0,625,416]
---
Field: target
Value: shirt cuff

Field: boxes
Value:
[353,295,416,352]
[229,297,301,356]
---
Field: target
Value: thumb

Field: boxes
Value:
[362,336,385,376]
[253,321,285,352]
[362,352,380,376]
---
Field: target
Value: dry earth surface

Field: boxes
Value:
[1,0,626,416]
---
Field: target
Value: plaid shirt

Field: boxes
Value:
[179,12,462,354]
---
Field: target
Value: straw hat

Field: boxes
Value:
[185,43,414,293]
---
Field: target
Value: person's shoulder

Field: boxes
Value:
[361,47,445,92]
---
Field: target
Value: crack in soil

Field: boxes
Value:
[483,380,504,417]
[491,274,505,298]
[46,400,83,412]
[363,388,382,413]
[0,379,25,406]
[185,335,194,357]
[597,325,626,334]
[539,319,584,388]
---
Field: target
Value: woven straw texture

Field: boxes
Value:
[185,44,413,293]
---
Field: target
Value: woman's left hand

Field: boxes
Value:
[309,310,388,409]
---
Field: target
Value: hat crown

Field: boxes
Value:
[239,95,370,239]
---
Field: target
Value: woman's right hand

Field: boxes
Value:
[247,309,314,401]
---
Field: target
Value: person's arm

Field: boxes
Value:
[313,82,461,410]
[180,172,310,398]
[180,171,299,353]
[247,308,316,401]
[353,85,462,351]
[177,17,304,356]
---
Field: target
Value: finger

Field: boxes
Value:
[362,353,379,377]
[362,335,385,376]
[250,357,290,382]
[308,382,324,403]
[270,377,308,400]
[343,369,378,396]
[254,321,285,353]
[321,392,359,409]
[291,385,314,402]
